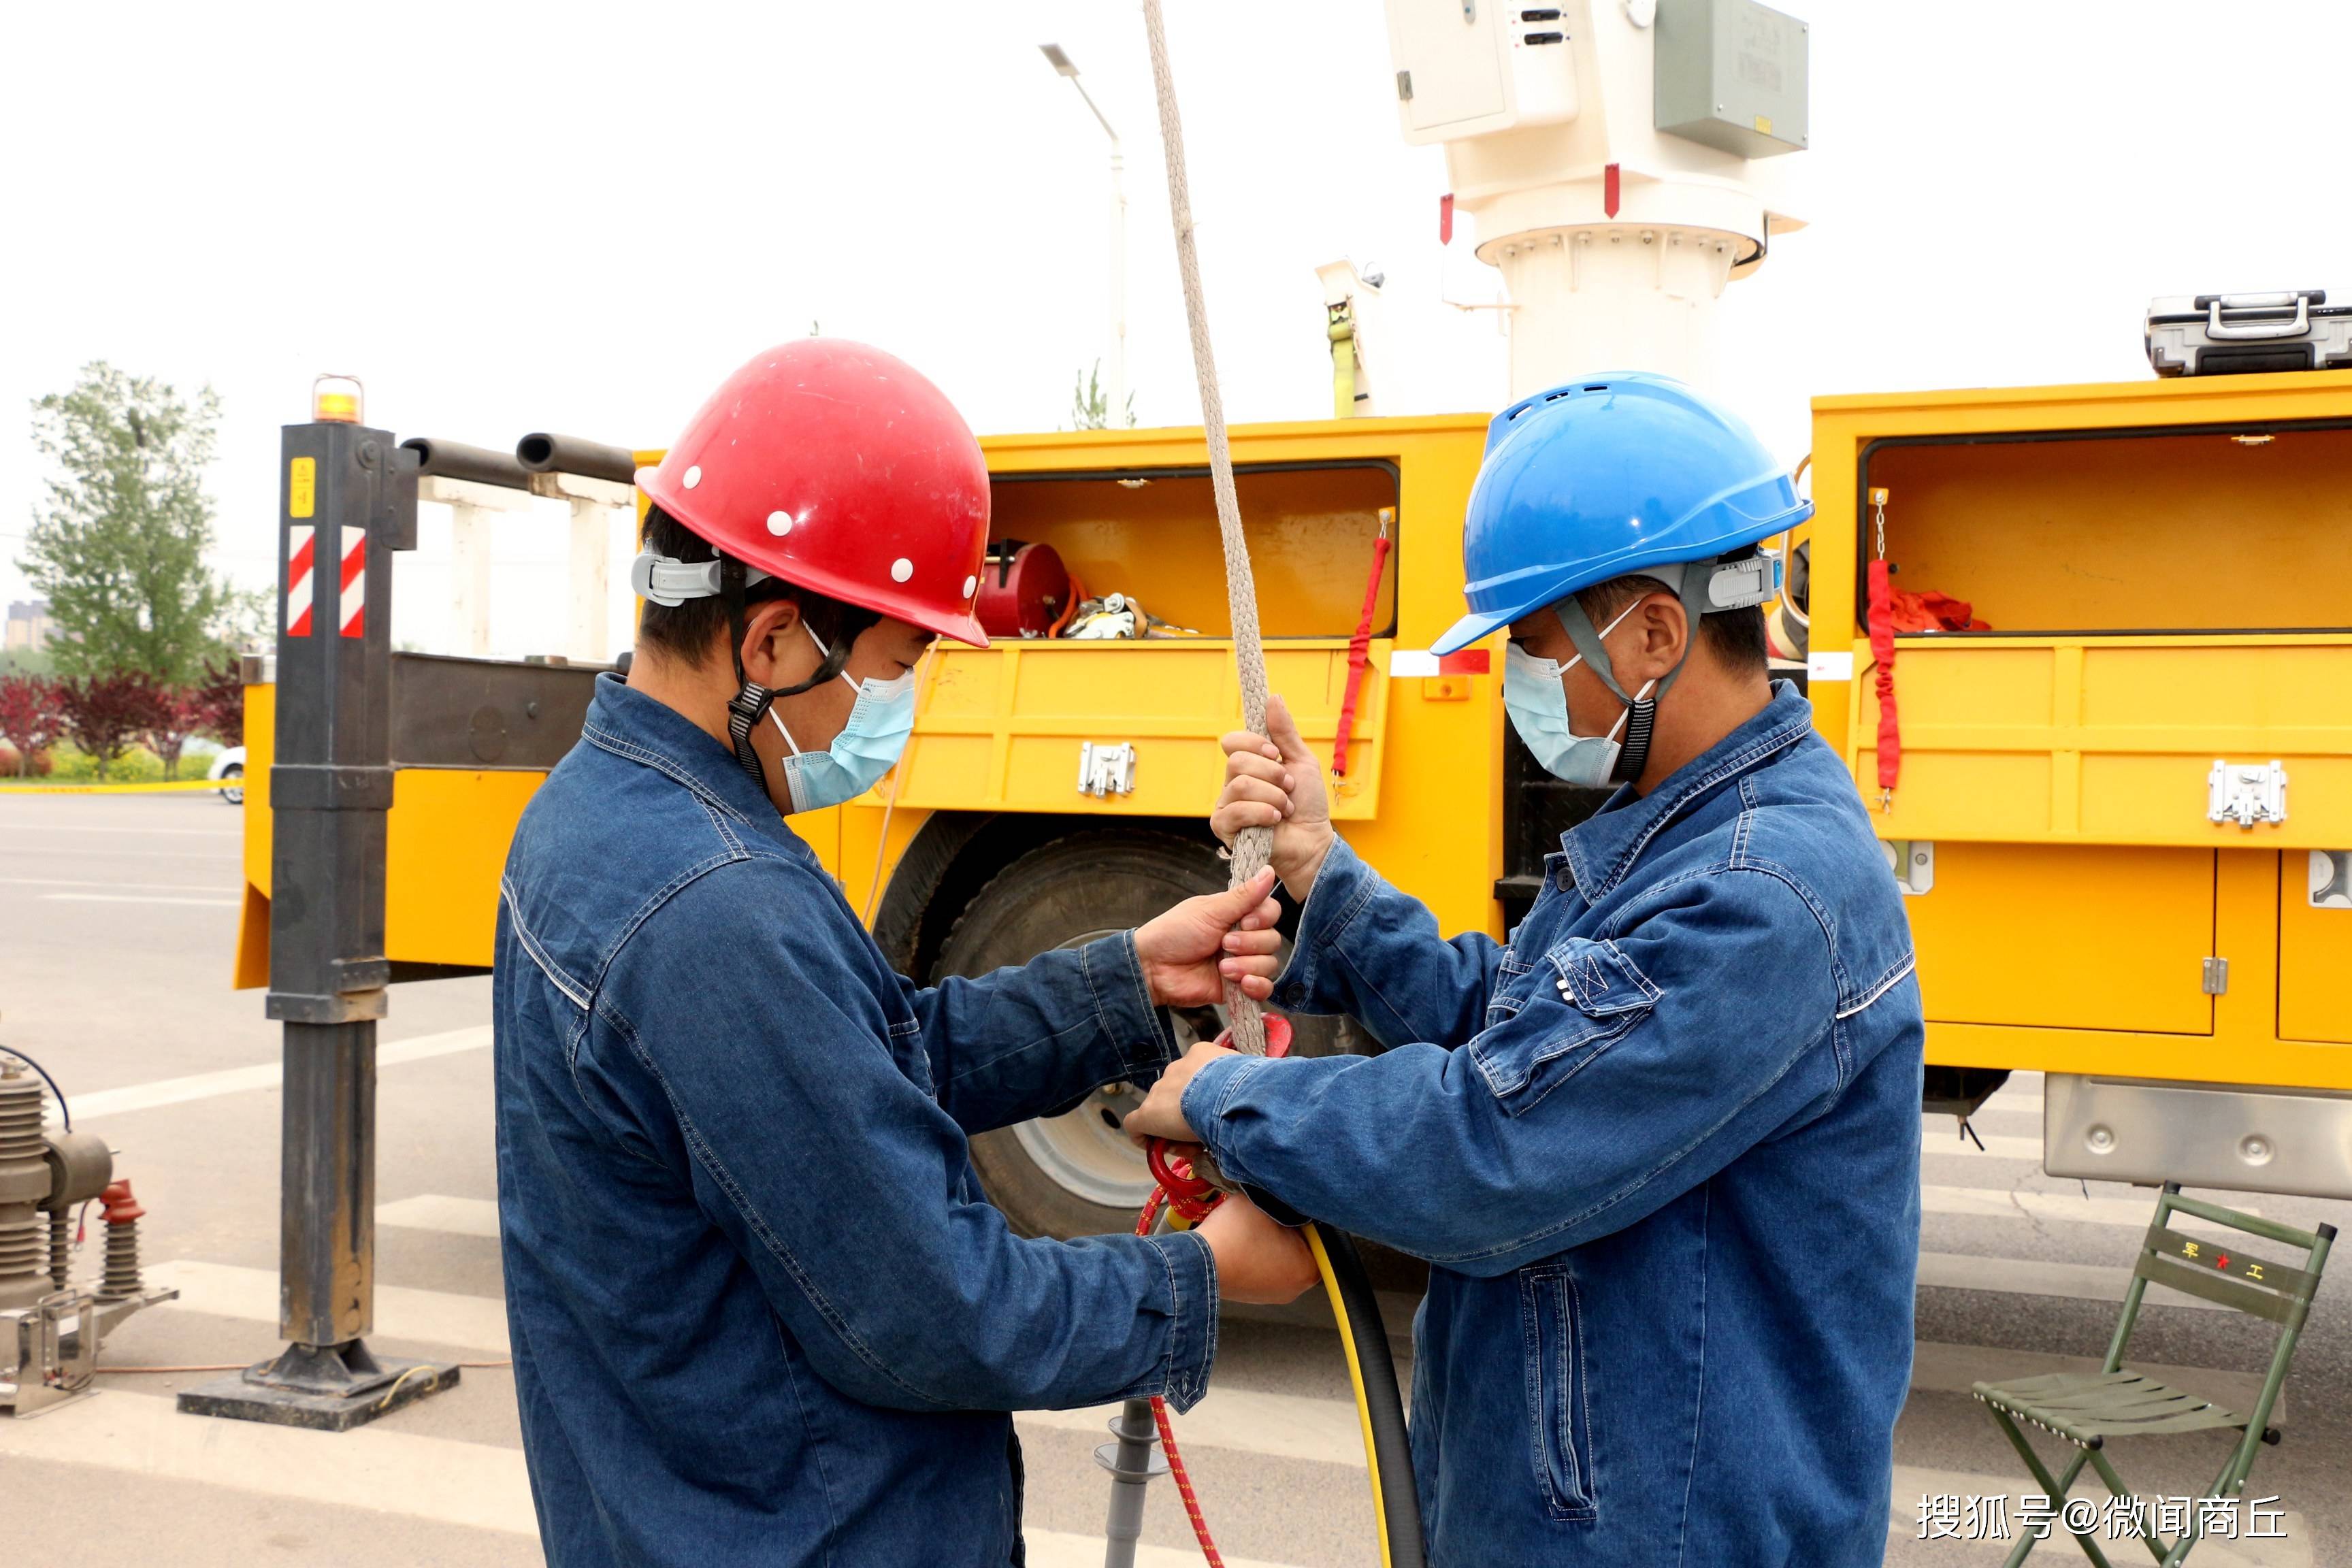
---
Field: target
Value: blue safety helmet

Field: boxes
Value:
[1431,373,1811,655]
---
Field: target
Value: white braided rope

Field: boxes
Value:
[1143,0,1270,1055]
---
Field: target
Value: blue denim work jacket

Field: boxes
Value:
[494,676,1215,1568]
[1186,684,1923,1567]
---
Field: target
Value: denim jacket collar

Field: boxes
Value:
[578,672,798,843]
[1563,680,1814,900]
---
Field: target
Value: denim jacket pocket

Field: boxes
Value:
[1472,936,1658,1113]
[1518,1262,1597,1521]
[1482,948,1539,1028]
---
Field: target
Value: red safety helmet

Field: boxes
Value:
[636,340,992,648]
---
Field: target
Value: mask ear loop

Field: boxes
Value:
[724,578,858,792]
[1552,562,1717,783]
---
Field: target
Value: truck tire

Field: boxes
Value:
[936,829,1260,1239]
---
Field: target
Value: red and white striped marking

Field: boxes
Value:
[338,527,366,638]
[286,525,315,637]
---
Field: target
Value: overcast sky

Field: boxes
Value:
[6,1,2347,658]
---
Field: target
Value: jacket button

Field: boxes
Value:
[1555,866,1576,892]
[1283,983,1305,1006]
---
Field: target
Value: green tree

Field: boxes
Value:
[1069,360,1136,431]
[22,363,232,683]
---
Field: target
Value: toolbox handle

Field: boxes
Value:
[2206,292,2311,340]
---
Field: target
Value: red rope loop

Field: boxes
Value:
[1133,1018,1291,1565]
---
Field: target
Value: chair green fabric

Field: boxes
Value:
[1970,1182,2334,1567]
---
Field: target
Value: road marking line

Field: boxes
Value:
[1909,1340,2282,1426]
[1923,1184,2250,1235]
[41,892,240,908]
[1891,1462,2310,1567]
[71,1026,493,1121]
[0,1389,537,1535]
[1917,1252,2225,1311]
[0,823,241,836]
[0,1390,1307,1568]
[152,1260,512,1354]
[0,877,238,892]
[380,1194,501,1239]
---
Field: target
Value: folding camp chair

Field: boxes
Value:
[1971,1181,2334,1567]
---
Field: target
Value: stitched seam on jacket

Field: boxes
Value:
[617,1023,946,1408]
[501,877,592,1009]
[937,1015,1097,1086]
[583,719,758,826]
[1594,720,1807,894]
[1605,859,1852,1007]
[1838,951,1918,1019]
[1445,1014,1830,1266]
[587,845,753,994]
[698,792,746,858]
[578,1002,676,1171]
[1119,932,1166,1073]
[769,1313,845,1563]
[1317,858,1386,950]
[1333,942,1428,1047]
[1673,1182,1710,1568]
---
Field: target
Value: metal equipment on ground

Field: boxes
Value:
[0,1049,176,1418]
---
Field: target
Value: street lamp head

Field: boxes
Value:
[1040,43,1079,77]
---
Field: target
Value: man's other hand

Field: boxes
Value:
[1213,693,1335,902]
[1134,868,1283,1010]
[1123,1039,1234,1145]
[1194,1192,1318,1305]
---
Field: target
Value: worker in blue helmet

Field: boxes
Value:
[1129,375,1927,1566]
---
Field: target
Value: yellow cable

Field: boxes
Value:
[1307,1224,1395,1568]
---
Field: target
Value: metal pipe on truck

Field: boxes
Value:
[400,436,535,491]
[515,432,639,487]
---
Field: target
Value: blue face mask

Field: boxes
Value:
[1501,600,1655,788]
[769,630,917,814]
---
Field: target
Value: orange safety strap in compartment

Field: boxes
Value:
[1330,510,1392,779]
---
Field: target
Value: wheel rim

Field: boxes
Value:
[1009,926,1221,1212]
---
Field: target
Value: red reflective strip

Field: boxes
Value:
[340,532,365,590]
[1604,163,1620,218]
[1439,193,1455,245]
[1437,649,1488,676]
[286,526,315,638]
[1330,535,1394,778]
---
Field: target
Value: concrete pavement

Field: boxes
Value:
[4,792,2347,1565]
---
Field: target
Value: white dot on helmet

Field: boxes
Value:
[891,559,914,583]
[962,575,977,599]
[768,511,793,535]
[683,466,702,489]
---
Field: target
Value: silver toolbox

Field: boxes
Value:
[2146,290,2352,376]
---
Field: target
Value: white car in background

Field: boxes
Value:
[208,746,246,806]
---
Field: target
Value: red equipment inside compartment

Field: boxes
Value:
[975,540,1073,638]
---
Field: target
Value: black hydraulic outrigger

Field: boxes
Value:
[179,413,459,1431]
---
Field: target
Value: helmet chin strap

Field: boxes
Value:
[1552,559,1717,784]
[719,555,858,792]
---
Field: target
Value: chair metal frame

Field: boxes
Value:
[1971,1181,2334,1567]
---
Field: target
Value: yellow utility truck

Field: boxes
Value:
[234,372,2352,1239]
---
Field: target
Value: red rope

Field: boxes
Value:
[1867,559,1899,798]
[1330,531,1392,778]
[1135,1019,1292,1565]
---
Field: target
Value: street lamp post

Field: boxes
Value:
[1040,44,1125,425]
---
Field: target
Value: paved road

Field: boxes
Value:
[5,793,2346,1566]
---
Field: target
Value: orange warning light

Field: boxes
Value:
[312,374,364,425]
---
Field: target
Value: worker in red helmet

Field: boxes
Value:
[493,340,1315,1568]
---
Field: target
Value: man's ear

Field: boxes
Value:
[739,597,808,688]
[1628,592,1690,683]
